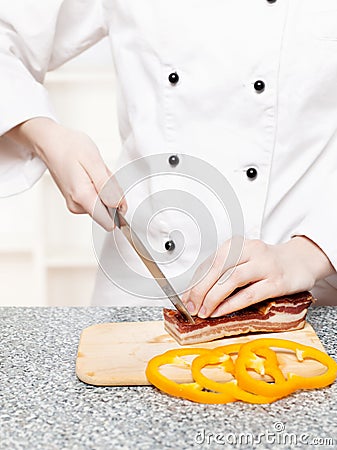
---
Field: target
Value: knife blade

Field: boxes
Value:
[109,208,195,324]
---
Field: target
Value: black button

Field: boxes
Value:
[267,0,277,3]
[168,155,179,167]
[165,240,175,251]
[246,168,258,180]
[254,80,265,92]
[168,72,179,84]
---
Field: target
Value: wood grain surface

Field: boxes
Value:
[76,321,326,386]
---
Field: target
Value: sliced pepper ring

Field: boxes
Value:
[145,348,237,404]
[235,338,337,397]
[191,344,283,403]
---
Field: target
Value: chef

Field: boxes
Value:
[1,0,336,317]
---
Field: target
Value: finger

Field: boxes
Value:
[66,199,86,214]
[197,262,264,318]
[79,140,128,213]
[181,253,215,300]
[73,187,115,231]
[92,197,117,231]
[67,198,116,232]
[117,194,128,214]
[183,240,249,315]
[209,279,276,317]
[80,154,111,193]
[182,241,232,314]
[70,165,115,231]
[97,173,128,213]
[80,155,125,208]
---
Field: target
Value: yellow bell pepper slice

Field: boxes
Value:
[235,338,337,397]
[192,344,283,403]
[145,348,237,404]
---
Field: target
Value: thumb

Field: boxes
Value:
[98,172,128,213]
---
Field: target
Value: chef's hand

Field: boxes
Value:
[6,118,126,231]
[182,236,334,318]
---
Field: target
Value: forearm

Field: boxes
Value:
[5,117,61,162]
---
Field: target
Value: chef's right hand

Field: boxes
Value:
[6,117,127,231]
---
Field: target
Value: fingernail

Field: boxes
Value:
[199,306,207,318]
[186,301,195,314]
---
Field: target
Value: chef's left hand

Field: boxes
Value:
[182,236,334,318]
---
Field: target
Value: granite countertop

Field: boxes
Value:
[0,306,336,450]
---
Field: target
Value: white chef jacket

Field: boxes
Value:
[1,0,337,305]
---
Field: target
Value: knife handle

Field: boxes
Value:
[106,207,121,229]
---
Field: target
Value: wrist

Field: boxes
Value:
[287,236,334,281]
[20,118,61,161]
[6,117,60,161]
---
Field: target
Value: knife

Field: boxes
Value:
[109,208,195,324]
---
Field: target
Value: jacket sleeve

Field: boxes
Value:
[0,0,108,197]
[292,177,337,271]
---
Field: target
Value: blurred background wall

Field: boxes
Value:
[0,38,122,306]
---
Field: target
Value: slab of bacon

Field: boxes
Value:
[163,292,314,345]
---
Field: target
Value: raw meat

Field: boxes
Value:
[163,292,314,345]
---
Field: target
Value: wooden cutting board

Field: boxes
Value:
[76,321,326,386]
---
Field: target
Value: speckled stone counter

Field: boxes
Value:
[0,306,336,450]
